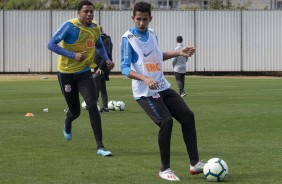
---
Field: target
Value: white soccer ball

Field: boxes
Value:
[114,101,125,111]
[81,101,100,111]
[81,101,87,109]
[108,100,116,110]
[204,158,228,182]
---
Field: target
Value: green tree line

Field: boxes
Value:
[181,0,251,10]
[208,0,251,10]
[0,0,251,10]
[0,0,104,10]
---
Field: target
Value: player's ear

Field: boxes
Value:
[77,11,81,18]
[131,15,135,21]
[149,16,152,22]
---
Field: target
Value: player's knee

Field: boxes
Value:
[189,111,195,121]
[181,111,195,126]
[180,108,194,119]
[86,101,99,111]
[68,109,80,120]
[164,117,173,123]
[158,117,173,128]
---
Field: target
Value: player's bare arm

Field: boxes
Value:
[163,47,195,61]
[128,70,158,90]
[180,46,195,57]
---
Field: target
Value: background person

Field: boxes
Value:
[93,27,113,112]
[48,0,114,157]
[172,35,189,97]
[120,2,205,181]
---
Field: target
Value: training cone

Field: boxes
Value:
[25,113,34,117]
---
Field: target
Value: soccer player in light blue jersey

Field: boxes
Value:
[120,2,205,181]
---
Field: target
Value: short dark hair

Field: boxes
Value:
[133,2,151,17]
[176,36,183,43]
[77,0,94,11]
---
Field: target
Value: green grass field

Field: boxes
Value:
[0,75,281,184]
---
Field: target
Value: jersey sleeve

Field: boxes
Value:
[120,37,133,77]
[47,22,75,59]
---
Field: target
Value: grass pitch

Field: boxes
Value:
[0,75,281,184]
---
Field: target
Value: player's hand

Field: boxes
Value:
[74,51,87,61]
[106,60,115,70]
[180,47,195,57]
[143,76,158,90]
[95,68,104,74]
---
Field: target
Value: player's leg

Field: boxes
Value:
[78,71,103,147]
[174,72,184,95]
[179,73,186,97]
[99,77,109,111]
[93,71,101,102]
[78,71,112,156]
[137,95,182,181]
[137,96,173,172]
[162,89,200,166]
[57,72,81,141]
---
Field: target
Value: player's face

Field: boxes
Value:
[132,11,152,32]
[78,5,94,26]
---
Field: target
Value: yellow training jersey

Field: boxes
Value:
[58,18,100,73]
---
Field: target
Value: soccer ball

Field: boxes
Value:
[82,101,87,109]
[81,101,100,111]
[108,100,116,110]
[114,101,125,111]
[204,158,228,182]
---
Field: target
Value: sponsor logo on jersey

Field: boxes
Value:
[145,63,160,72]
[86,39,94,48]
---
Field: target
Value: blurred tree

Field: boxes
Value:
[94,2,104,10]
[0,0,7,9]
[2,0,47,9]
[49,0,105,10]
[27,0,48,9]
[0,0,253,10]
[209,0,225,9]
[49,0,62,9]
[4,0,24,9]
[209,0,251,10]
[61,0,80,9]
[233,1,251,10]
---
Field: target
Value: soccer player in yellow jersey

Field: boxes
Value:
[48,0,114,157]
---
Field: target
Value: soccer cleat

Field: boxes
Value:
[63,125,72,141]
[97,148,112,157]
[189,161,206,175]
[159,168,180,181]
[180,93,187,97]
[100,107,109,112]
